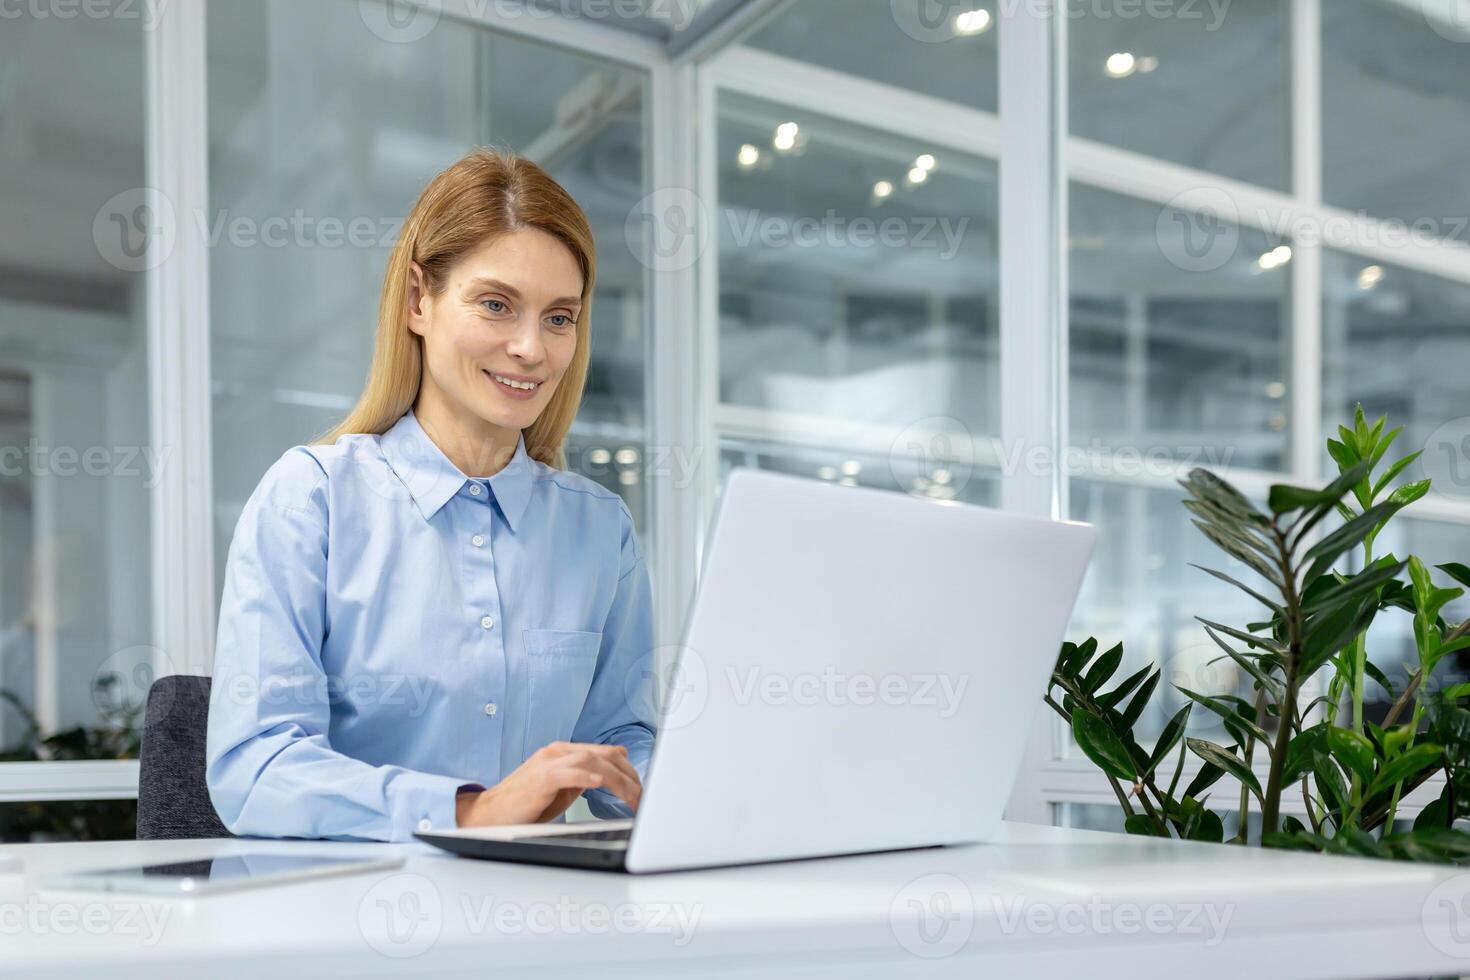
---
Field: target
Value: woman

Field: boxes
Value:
[206,148,654,841]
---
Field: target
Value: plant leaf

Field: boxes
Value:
[1271,459,1373,516]
[1368,743,1444,798]
[1281,724,1328,784]
[1313,751,1348,819]
[1097,663,1152,710]
[1326,727,1378,786]
[1146,704,1192,776]
[1301,559,1407,617]
[1189,563,1284,615]
[1303,500,1408,583]
[1196,618,1286,655]
[1124,813,1169,837]
[1436,562,1470,591]
[1389,479,1431,507]
[1371,450,1423,499]
[1119,668,1161,730]
[1060,637,1097,678]
[1183,761,1225,800]
[1071,712,1136,781]
[1181,469,1268,525]
[1192,522,1286,587]
[1186,738,1263,803]
[1176,687,1269,745]
[1081,642,1124,694]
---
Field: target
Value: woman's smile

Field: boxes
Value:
[484,369,543,400]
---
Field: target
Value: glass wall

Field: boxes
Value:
[745,0,999,111]
[713,83,999,501]
[0,9,152,758]
[1057,0,1470,787]
[207,0,651,600]
[12,0,1470,830]
[1068,0,1290,190]
[1322,1,1470,242]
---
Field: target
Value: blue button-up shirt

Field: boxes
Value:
[205,410,656,841]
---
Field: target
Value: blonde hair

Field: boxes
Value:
[320,146,596,469]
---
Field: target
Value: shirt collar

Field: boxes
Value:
[380,410,533,532]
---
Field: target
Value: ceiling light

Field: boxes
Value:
[737,143,760,168]
[873,180,894,200]
[915,154,937,172]
[1357,265,1384,290]
[1136,55,1159,73]
[907,167,929,185]
[1105,52,1137,78]
[1265,381,1287,399]
[954,9,991,35]
[1258,245,1293,270]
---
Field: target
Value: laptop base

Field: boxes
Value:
[415,826,631,872]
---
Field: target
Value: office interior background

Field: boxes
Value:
[0,0,1467,839]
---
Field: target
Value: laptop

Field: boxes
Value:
[416,467,1097,873]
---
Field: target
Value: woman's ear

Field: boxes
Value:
[406,260,429,337]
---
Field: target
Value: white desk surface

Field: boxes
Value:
[1,821,1467,979]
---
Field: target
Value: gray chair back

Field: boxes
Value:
[136,675,232,840]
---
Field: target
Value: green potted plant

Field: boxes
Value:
[1051,407,1470,861]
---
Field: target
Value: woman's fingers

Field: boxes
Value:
[528,742,641,808]
[552,752,641,807]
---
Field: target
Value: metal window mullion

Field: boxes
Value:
[647,58,706,651]
[147,2,215,680]
[998,3,1065,825]
[1291,0,1324,485]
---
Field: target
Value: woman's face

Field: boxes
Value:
[408,227,583,436]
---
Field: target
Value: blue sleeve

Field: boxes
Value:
[573,498,658,819]
[205,448,473,841]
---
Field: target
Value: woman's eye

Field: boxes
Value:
[547,314,574,329]
[481,299,508,314]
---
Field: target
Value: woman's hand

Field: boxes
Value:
[455,741,642,827]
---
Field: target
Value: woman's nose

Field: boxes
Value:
[504,317,545,362]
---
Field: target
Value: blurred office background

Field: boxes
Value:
[0,0,1467,838]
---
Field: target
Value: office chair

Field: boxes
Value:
[136,675,233,840]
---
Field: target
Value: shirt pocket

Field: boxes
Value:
[522,628,603,751]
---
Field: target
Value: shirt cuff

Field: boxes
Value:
[387,771,482,840]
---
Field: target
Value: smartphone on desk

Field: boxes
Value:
[42,852,404,896]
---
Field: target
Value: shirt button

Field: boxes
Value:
[480,615,494,630]
[469,483,482,496]
[417,818,432,832]
[484,702,498,716]
[471,534,485,548]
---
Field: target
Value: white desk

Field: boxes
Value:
[1,821,1466,979]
